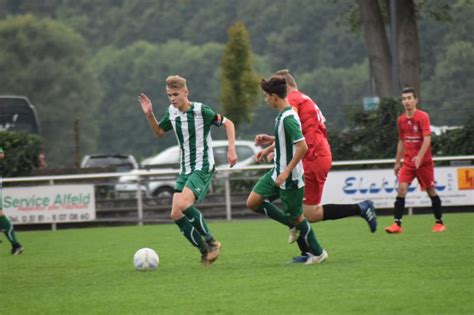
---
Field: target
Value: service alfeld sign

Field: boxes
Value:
[2,185,96,224]
[321,166,474,208]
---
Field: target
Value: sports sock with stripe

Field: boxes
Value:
[183,206,213,242]
[174,216,208,254]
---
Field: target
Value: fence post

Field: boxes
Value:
[224,172,232,221]
[50,179,57,231]
[137,175,143,226]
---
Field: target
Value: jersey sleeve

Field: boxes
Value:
[201,104,226,127]
[158,109,173,132]
[420,112,431,136]
[283,116,304,143]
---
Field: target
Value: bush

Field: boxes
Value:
[0,131,43,177]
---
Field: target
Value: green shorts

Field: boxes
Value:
[252,170,304,219]
[175,169,215,202]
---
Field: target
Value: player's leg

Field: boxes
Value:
[247,171,292,227]
[417,165,445,232]
[171,175,210,265]
[297,156,377,233]
[0,210,23,255]
[385,163,415,233]
[282,189,327,265]
[181,170,217,243]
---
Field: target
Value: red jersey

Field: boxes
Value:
[287,90,331,160]
[398,109,432,167]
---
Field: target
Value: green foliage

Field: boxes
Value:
[423,41,474,125]
[298,61,370,129]
[0,131,43,177]
[0,14,101,166]
[220,21,259,129]
[92,40,225,160]
[432,113,474,156]
[330,98,402,161]
[0,0,471,163]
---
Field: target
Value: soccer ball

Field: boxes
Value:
[133,248,159,271]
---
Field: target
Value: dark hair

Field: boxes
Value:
[274,69,297,88]
[260,76,287,98]
[401,87,417,98]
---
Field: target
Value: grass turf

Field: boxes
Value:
[1,213,473,314]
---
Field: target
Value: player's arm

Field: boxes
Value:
[138,93,166,138]
[275,139,307,186]
[256,143,275,163]
[255,134,275,146]
[222,118,238,167]
[394,139,404,176]
[413,135,431,168]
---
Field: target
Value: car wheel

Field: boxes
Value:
[152,186,174,199]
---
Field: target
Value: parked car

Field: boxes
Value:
[81,154,143,198]
[81,154,139,172]
[115,140,262,198]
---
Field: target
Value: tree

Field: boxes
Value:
[330,98,402,161]
[423,41,474,125]
[0,15,101,166]
[220,21,259,129]
[357,0,421,97]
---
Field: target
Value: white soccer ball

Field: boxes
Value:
[133,248,159,271]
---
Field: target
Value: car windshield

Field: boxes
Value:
[84,157,135,172]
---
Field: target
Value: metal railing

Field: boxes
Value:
[2,155,473,227]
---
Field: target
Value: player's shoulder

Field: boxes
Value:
[415,109,429,118]
[398,112,407,121]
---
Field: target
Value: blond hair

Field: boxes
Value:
[166,75,187,89]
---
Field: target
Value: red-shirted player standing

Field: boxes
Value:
[254,70,377,262]
[385,87,446,233]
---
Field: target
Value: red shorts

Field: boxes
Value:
[398,163,435,190]
[302,155,332,205]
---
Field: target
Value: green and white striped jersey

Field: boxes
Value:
[159,102,225,175]
[272,106,305,190]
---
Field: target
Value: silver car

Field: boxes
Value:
[116,140,262,198]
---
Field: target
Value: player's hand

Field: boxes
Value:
[227,149,238,167]
[255,134,274,146]
[255,150,265,163]
[275,169,290,187]
[266,152,274,163]
[412,156,422,169]
[394,162,401,176]
[138,93,153,115]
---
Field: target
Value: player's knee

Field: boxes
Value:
[176,198,192,212]
[397,187,408,197]
[170,209,183,220]
[246,194,260,211]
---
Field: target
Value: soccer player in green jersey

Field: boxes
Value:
[138,75,238,266]
[246,76,328,265]
[0,147,24,255]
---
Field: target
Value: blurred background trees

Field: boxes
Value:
[0,0,471,167]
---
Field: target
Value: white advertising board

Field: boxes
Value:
[321,166,474,208]
[2,184,96,224]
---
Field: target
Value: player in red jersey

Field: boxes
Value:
[385,87,445,234]
[254,70,377,262]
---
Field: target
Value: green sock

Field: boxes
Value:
[296,219,323,256]
[256,201,293,227]
[0,215,19,246]
[174,216,208,254]
[183,206,213,242]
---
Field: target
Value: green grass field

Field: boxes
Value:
[1,213,473,314]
